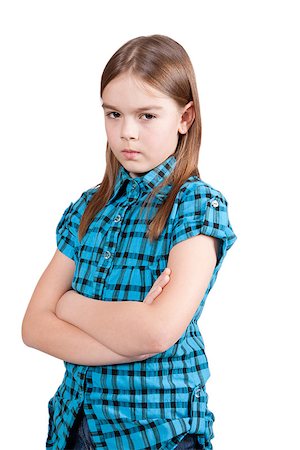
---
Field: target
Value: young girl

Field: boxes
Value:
[22,34,237,450]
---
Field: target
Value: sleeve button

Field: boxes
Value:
[194,388,201,398]
[211,200,219,208]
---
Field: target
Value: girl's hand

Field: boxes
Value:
[143,267,171,305]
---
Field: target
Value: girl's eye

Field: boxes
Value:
[106,112,120,119]
[105,112,156,120]
[142,113,156,120]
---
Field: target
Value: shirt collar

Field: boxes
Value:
[113,154,177,198]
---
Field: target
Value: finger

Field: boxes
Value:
[148,284,162,295]
[144,271,171,304]
[151,269,170,290]
[159,274,170,287]
[150,273,170,293]
[144,286,162,304]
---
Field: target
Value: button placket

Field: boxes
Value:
[92,220,119,297]
[93,203,127,298]
[127,179,140,202]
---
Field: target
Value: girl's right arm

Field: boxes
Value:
[21,249,156,366]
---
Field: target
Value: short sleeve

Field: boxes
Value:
[56,190,91,261]
[170,183,237,268]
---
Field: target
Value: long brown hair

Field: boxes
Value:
[78,34,202,243]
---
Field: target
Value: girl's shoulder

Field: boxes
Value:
[57,185,99,228]
[77,183,99,195]
[73,185,99,207]
[82,185,99,200]
[178,175,229,205]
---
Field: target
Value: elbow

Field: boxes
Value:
[140,327,166,355]
[21,312,45,347]
[155,336,172,354]
[143,307,172,354]
[21,317,32,347]
[154,322,180,354]
[149,336,165,355]
[150,322,172,354]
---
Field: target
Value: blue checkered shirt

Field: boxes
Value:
[46,154,237,449]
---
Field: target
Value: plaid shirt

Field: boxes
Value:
[46,154,237,449]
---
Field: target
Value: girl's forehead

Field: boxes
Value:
[102,88,177,113]
[103,73,168,101]
[101,72,180,112]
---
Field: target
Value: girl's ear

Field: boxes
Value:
[178,101,195,134]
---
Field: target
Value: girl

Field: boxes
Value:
[22,34,237,450]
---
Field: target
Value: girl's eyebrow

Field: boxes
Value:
[101,103,164,111]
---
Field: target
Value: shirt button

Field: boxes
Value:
[211,200,219,208]
[104,251,111,259]
[114,215,122,222]
[132,181,137,189]
[194,388,201,398]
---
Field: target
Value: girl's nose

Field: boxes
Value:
[121,118,139,140]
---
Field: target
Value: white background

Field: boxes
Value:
[1,1,299,448]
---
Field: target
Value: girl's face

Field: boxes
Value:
[101,72,193,178]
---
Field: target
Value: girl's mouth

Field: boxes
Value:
[122,151,140,159]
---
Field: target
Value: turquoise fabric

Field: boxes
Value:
[46,154,237,449]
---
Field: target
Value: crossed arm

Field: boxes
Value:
[55,268,171,357]
[56,290,166,357]
[23,234,216,366]
[55,234,218,358]
[22,259,169,366]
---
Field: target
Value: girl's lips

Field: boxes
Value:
[122,151,140,159]
[122,149,140,153]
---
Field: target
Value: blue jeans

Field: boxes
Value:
[65,406,202,449]
[174,433,202,449]
[65,407,95,450]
